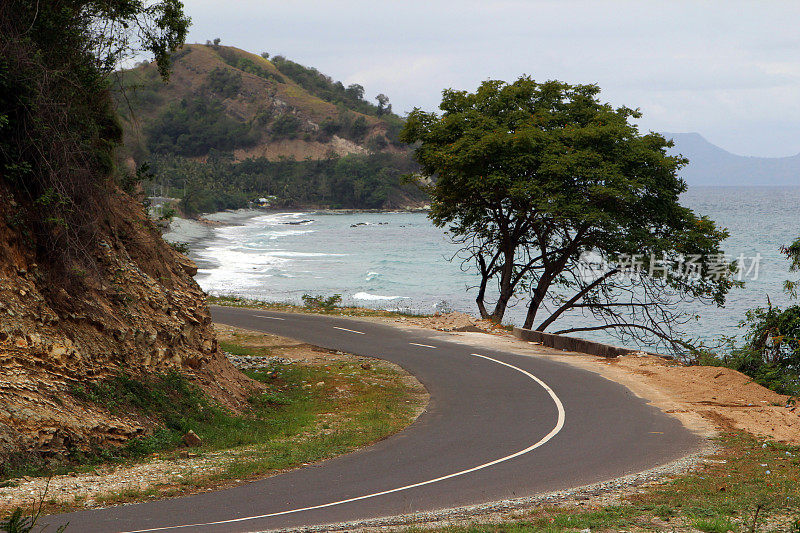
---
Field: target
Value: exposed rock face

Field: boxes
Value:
[0,185,254,463]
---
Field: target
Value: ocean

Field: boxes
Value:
[193,186,800,351]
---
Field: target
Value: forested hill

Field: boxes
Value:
[114,43,425,214]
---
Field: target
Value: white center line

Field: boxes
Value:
[409,342,437,349]
[254,315,285,320]
[120,352,565,533]
[332,326,365,335]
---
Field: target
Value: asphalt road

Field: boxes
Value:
[44,306,701,532]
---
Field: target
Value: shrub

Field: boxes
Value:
[726,237,800,396]
[216,47,278,81]
[168,241,190,254]
[301,294,342,311]
[271,114,302,139]
[269,55,391,118]
[320,117,340,136]
[350,116,368,141]
[206,67,242,98]
[366,134,388,152]
[1,506,67,533]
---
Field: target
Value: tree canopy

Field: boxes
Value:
[401,77,737,353]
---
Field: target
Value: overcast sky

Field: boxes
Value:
[182,0,800,157]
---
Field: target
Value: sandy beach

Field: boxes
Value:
[161,209,266,246]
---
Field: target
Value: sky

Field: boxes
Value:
[180,0,800,158]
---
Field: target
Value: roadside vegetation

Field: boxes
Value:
[407,432,800,533]
[0,333,426,514]
[687,236,800,398]
[208,294,433,318]
[728,236,800,396]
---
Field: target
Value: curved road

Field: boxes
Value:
[45,306,701,532]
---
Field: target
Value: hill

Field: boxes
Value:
[665,132,800,186]
[114,44,426,214]
[116,43,406,161]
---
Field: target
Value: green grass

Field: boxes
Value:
[2,372,219,479]
[407,432,800,532]
[208,294,433,318]
[1,343,424,501]
[218,340,272,357]
[692,516,736,533]
[201,359,417,482]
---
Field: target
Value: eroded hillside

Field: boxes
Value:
[0,181,256,467]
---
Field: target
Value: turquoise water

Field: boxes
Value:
[195,186,800,350]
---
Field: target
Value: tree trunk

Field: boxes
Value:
[524,283,548,330]
[524,269,557,329]
[489,245,516,323]
[476,272,490,319]
[489,287,514,323]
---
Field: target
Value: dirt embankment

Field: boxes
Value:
[598,353,798,443]
[0,185,255,465]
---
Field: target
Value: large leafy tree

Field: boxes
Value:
[401,77,737,353]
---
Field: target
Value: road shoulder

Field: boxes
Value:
[0,324,428,516]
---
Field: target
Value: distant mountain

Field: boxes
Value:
[663,132,800,186]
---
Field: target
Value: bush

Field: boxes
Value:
[350,116,368,141]
[271,114,302,139]
[728,237,800,396]
[168,241,190,254]
[366,134,388,152]
[270,56,380,115]
[320,117,340,136]
[301,294,342,311]
[1,507,67,533]
[206,67,242,98]
[216,47,278,82]
[731,305,800,395]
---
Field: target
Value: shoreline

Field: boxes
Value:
[161,206,431,246]
[160,206,435,289]
[161,208,266,246]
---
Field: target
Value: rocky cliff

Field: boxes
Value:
[0,182,253,465]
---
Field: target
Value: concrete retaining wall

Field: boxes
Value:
[513,327,637,358]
